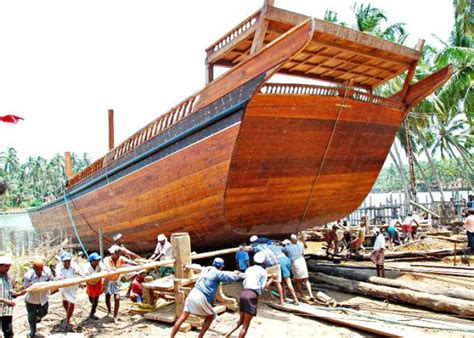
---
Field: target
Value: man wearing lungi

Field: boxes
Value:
[282,234,315,301]
[171,257,244,338]
[104,245,137,324]
[84,252,106,320]
[371,227,386,277]
[55,253,83,331]
[225,252,275,338]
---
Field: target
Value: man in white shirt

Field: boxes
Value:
[23,260,54,338]
[150,234,174,277]
[55,253,83,331]
[371,228,386,277]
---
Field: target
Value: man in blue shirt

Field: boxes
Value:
[235,243,250,272]
[171,258,243,337]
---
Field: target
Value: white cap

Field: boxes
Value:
[254,252,265,264]
[108,245,122,254]
[113,233,123,241]
[290,234,298,240]
[249,235,258,243]
[157,234,167,241]
[373,227,380,234]
[282,239,291,245]
[0,256,12,265]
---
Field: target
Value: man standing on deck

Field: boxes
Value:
[0,256,25,338]
[112,233,141,260]
[282,234,315,301]
[23,260,54,337]
[104,245,137,323]
[170,258,243,338]
[55,253,83,331]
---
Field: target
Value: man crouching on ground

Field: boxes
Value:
[170,257,244,338]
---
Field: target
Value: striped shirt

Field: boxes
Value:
[282,242,304,262]
[0,274,13,316]
[23,267,54,305]
[251,244,278,267]
[267,244,285,259]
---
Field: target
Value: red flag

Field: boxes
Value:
[0,115,24,124]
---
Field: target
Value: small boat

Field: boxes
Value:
[28,3,452,252]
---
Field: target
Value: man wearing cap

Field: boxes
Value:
[84,252,107,320]
[282,234,315,301]
[150,234,174,277]
[245,236,285,305]
[171,257,244,338]
[113,233,141,260]
[23,260,54,337]
[0,256,25,338]
[104,245,137,323]
[226,251,276,338]
[55,253,83,331]
[371,228,386,277]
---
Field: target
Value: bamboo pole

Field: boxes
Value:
[26,245,241,292]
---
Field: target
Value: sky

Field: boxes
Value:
[0,0,455,162]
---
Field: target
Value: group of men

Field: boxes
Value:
[0,232,174,337]
[172,233,313,338]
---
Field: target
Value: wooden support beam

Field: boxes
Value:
[171,233,192,319]
[398,39,425,102]
[205,59,214,84]
[64,152,73,178]
[108,109,114,150]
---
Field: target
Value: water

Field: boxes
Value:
[0,213,38,254]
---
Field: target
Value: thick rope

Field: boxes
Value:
[63,191,89,259]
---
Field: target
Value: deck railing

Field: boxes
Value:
[259,83,403,109]
[66,94,200,187]
[206,11,259,55]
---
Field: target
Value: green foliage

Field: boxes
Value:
[374,158,473,192]
[0,148,90,209]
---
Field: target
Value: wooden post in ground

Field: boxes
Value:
[171,233,192,331]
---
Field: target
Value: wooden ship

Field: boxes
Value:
[28,2,452,252]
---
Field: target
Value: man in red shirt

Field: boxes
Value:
[129,270,147,302]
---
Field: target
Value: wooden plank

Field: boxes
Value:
[268,302,404,337]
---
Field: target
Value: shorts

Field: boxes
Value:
[278,256,292,279]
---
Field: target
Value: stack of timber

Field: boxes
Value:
[308,262,474,317]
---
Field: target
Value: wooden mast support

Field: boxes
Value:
[108,109,114,150]
[250,0,274,55]
[64,152,73,178]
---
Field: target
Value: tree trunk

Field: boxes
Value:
[413,157,435,204]
[308,264,474,301]
[311,272,474,317]
[423,146,445,202]
[390,146,411,213]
